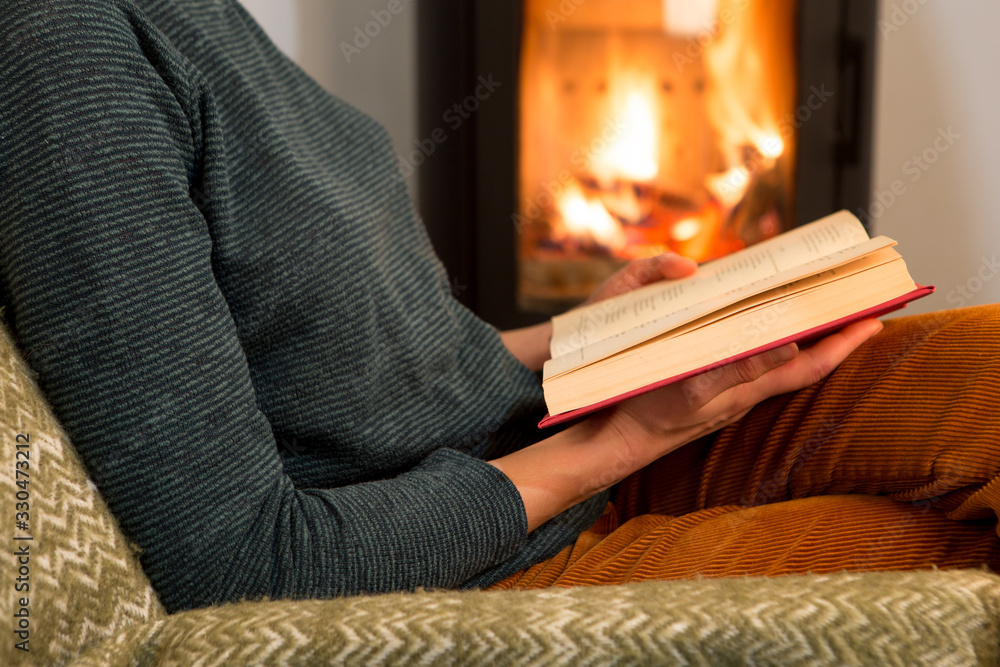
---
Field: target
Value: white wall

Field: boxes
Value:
[239,0,419,201]
[872,0,1000,315]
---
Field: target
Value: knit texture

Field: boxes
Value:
[0,0,606,613]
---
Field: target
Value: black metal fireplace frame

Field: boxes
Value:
[417,1,877,330]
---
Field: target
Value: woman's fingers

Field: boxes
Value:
[726,318,884,405]
[586,253,697,305]
[680,342,800,408]
[611,254,697,292]
[609,319,884,463]
[653,253,698,282]
[682,318,883,412]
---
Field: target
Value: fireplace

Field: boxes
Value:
[417,0,876,329]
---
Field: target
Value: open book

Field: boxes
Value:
[539,210,933,427]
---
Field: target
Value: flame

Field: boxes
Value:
[671,217,702,242]
[705,166,750,208]
[704,21,783,162]
[555,183,627,251]
[703,0,794,194]
[591,83,659,183]
[552,75,658,253]
[663,0,719,36]
[759,134,784,159]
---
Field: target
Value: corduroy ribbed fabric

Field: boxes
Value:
[490,305,1000,589]
[0,0,610,613]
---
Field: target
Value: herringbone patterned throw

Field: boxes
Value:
[71,572,1000,665]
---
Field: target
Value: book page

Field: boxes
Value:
[613,247,905,360]
[550,210,871,359]
[544,245,902,379]
[543,255,918,416]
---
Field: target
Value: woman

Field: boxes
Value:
[2,0,997,614]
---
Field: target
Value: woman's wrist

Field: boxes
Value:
[499,321,553,372]
[487,412,650,532]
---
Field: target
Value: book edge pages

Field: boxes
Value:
[537,285,935,428]
[545,263,916,414]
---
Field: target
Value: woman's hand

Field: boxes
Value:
[501,253,698,371]
[583,252,698,306]
[606,318,885,471]
[490,317,884,532]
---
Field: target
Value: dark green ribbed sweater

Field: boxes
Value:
[0,0,607,613]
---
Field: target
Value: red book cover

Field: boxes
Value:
[538,285,935,428]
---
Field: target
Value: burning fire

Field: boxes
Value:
[554,182,628,252]
[519,0,797,306]
[552,72,781,261]
[590,87,660,183]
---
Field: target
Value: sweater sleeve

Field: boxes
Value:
[0,0,527,613]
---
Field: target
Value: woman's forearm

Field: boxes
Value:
[487,413,658,532]
[500,321,553,372]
